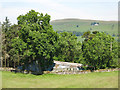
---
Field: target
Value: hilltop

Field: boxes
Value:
[50,18,118,41]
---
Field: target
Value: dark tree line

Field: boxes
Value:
[57,31,84,36]
[1,10,119,73]
[91,22,99,26]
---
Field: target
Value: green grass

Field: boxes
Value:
[0,71,2,89]
[2,71,118,88]
[51,19,118,41]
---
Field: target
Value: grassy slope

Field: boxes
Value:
[2,71,118,88]
[50,19,118,41]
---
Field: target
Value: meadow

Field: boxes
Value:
[51,19,118,41]
[2,71,118,88]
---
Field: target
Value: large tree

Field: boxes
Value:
[82,31,118,70]
[2,17,11,67]
[2,17,19,68]
[12,10,58,72]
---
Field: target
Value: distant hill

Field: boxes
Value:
[50,19,118,41]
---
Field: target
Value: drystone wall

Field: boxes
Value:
[0,67,15,71]
[49,61,119,74]
[50,68,119,74]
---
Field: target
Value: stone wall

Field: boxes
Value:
[49,61,119,74]
[50,68,119,74]
[0,67,119,75]
[0,67,15,71]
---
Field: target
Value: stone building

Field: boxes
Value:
[52,60,83,72]
[16,60,83,75]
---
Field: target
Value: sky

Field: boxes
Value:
[0,0,119,24]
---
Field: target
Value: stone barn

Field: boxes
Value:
[16,60,83,75]
[52,60,83,72]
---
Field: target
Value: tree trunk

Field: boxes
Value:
[37,60,43,75]
[94,67,96,71]
[5,52,6,70]
[7,59,9,67]
[14,61,15,68]
[18,54,19,66]
[1,57,3,67]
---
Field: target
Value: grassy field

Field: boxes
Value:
[0,71,2,89]
[50,19,118,41]
[2,71,118,88]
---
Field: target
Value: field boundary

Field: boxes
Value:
[50,68,119,74]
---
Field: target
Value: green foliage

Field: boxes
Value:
[82,31,118,70]
[1,10,118,72]
[54,32,82,63]
[12,10,58,71]
[82,31,91,39]
[2,17,13,67]
[2,17,20,67]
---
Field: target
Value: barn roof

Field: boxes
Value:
[54,60,83,67]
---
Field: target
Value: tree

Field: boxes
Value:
[54,32,82,63]
[2,17,11,67]
[12,10,58,73]
[82,31,118,70]
[1,17,19,68]
[82,31,91,41]
[8,24,20,67]
[0,22,2,67]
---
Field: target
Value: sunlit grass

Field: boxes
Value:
[2,71,118,88]
[0,71,2,89]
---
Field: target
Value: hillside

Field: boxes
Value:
[50,19,118,41]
